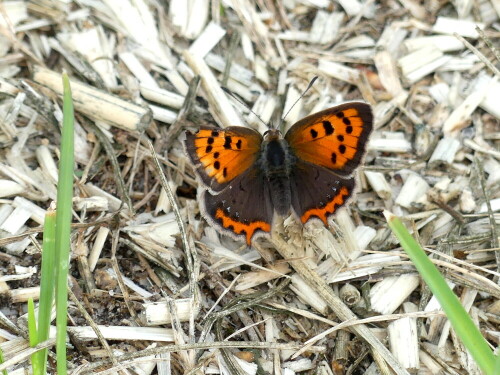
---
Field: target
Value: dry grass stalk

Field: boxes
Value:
[0,0,499,374]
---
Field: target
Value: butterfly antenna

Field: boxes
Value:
[281,76,318,124]
[222,87,268,128]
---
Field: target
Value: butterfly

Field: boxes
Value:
[184,102,373,245]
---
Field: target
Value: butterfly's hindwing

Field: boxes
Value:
[290,160,355,224]
[185,101,372,245]
[200,167,274,245]
[185,126,263,192]
[285,102,373,176]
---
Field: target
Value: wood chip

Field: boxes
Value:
[370,275,420,314]
[33,67,152,132]
[2,2,499,374]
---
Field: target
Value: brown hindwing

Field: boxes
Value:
[290,160,355,224]
[200,167,274,245]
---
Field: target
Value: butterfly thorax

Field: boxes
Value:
[259,130,295,216]
[185,102,373,245]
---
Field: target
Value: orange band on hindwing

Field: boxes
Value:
[215,208,271,245]
[300,186,350,224]
[185,102,372,246]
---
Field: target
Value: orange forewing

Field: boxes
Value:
[285,102,372,175]
[185,126,262,191]
[185,101,372,246]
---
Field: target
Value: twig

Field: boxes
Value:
[216,319,246,375]
[110,229,140,323]
[84,120,134,214]
[453,32,500,77]
[67,288,127,375]
[0,339,56,372]
[474,157,500,279]
[0,310,26,338]
[74,340,325,375]
[270,234,411,375]
[475,26,500,67]
[427,194,465,226]
[148,140,196,279]
[221,31,241,86]
[198,279,291,346]
[147,139,200,360]
[163,75,201,150]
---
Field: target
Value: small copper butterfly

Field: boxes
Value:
[185,102,373,245]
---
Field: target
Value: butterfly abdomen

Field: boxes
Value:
[185,102,372,245]
[260,138,295,216]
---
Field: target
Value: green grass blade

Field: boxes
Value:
[385,211,495,375]
[0,346,8,375]
[38,210,57,374]
[27,298,41,375]
[27,297,38,347]
[54,73,75,375]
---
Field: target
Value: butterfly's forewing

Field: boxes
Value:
[185,126,263,192]
[291,160,355,224]
[285,102,373,176]
[286,102,372,223]
[200,167,273,245]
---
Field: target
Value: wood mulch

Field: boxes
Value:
[0,1,499,374]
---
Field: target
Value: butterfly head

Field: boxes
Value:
[263,129,283,142]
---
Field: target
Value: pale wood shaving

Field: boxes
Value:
[0,1,498,374]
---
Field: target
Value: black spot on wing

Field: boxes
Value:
[224,136,232,149]
[323,121,334,135]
